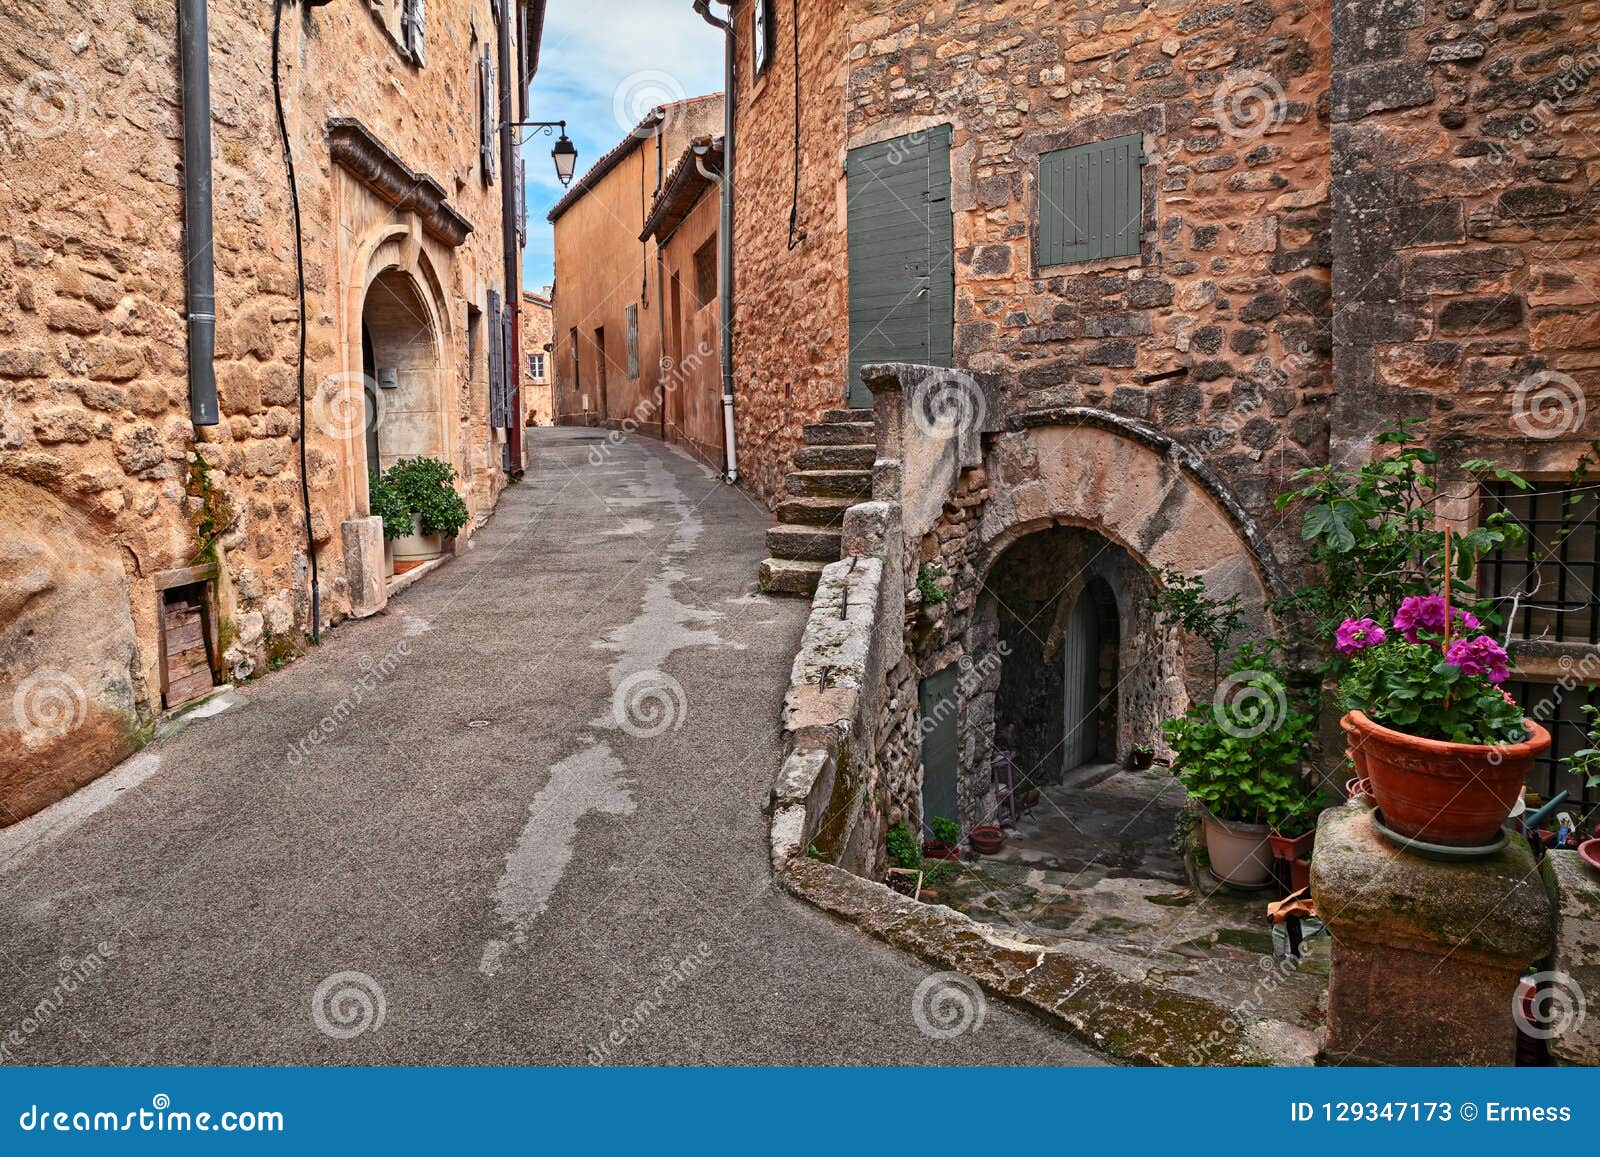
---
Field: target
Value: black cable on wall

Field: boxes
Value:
[271,0,321,643]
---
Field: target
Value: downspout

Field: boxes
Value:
[179,0,218,427]
[694,0,737,484]
[498,1,523,477]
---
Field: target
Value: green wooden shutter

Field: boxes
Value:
[846,125,955,408]
[1039,133,1142,266]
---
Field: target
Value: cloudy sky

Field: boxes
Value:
[519,0,724,291]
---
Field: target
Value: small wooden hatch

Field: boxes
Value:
[154,564,219,710]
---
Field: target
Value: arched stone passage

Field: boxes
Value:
[362,268,445,474]
[976,526,1184,806]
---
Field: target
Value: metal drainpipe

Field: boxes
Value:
[693,0,737,484]
[498,3,523,477]
[179,0,218,426]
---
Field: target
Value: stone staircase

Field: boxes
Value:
[758,408,875,596]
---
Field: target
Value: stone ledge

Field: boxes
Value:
[328,118,474,247]
[781,857,1312,1067]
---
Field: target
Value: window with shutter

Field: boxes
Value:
[753,0,775,74]
[1037,133,1144,267]
[479,47,496,182]
[401,0,425,66]
[487,289,506,429]
[625,304,639,381]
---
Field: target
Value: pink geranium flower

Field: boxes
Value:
[1393,594,1481,644]
[1335,617,1387,656]
[1445,634,1511,684]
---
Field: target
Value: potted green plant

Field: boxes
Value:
[924,815,962,862]
[375,456,469,574]
[1338,592,1548,848]
[1127,743,1155,770]
[1163,652,1314,888]
[884,822,925,898]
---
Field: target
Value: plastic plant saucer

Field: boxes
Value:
[1369,808,1509,862]
[1580,839,1600,876]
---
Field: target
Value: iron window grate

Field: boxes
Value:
[1506,679,1600,809]
[1478,481,1600,644]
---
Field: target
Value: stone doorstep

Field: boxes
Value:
[780,857,1315,1067]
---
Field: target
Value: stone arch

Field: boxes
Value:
[981,413,1290,667]
[362,267,445,473]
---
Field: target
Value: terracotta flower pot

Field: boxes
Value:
[1341,710,1550,847]
[969,825,1005,855]
[1268,829,1315,862]
[1201,811,1273,887]
[1128,748,1155,770]
[1289,856,1312,893]
[921,840,961,862]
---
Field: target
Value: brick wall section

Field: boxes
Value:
[1328,0,1600,470]
[727,0,852,504]
[0,0,520,821]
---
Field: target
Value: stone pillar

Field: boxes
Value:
[1547,850,1600,1067]
[1311,803,1554,1066]
[341,516,388,619]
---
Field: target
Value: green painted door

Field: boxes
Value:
[846,127,955,409]
[919,665,961,839]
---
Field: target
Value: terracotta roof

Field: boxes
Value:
[640,135,723,242]
[546,93,723,224]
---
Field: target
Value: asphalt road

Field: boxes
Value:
[0,429,1100,1065]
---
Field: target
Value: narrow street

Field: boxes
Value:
[0,429,1097,1066]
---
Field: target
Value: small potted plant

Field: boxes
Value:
[1164,651,1314,888]
[1338,592,1548,848]
[884,823,924,899]
[923,816,963,862]
[1267,792,1325,863]
[1127,743,1155,770]
[375,456,470,574]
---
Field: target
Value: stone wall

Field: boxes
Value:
[726,0,852,505]
[0,0,523,822]
[1327,0,1600,473]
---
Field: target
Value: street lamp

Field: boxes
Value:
[508,119,579,187]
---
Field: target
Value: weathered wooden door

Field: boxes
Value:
[846,126,954,409]
[919,665,961,838]
[1062,591,1101,773]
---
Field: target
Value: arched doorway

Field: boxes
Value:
[982,525,1179,795]
[360,268,443,476]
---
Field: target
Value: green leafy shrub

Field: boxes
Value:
[367,470,414,541]
[380,456,469,539]
[885,823,920,870]
[929,816,960,846]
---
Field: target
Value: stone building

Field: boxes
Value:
[522,288,554,427]
[641,134,728,468]
[0,0,547,823]
[547,94,725,440]
[726,0,1600,854]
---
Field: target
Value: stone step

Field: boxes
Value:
[766,523,843,563]
[785,469,872,499]
[775,495,854,526]
[821,408,873,424]
[795,443,875,471]
[759,557,827,597]
[802,421,874,447]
